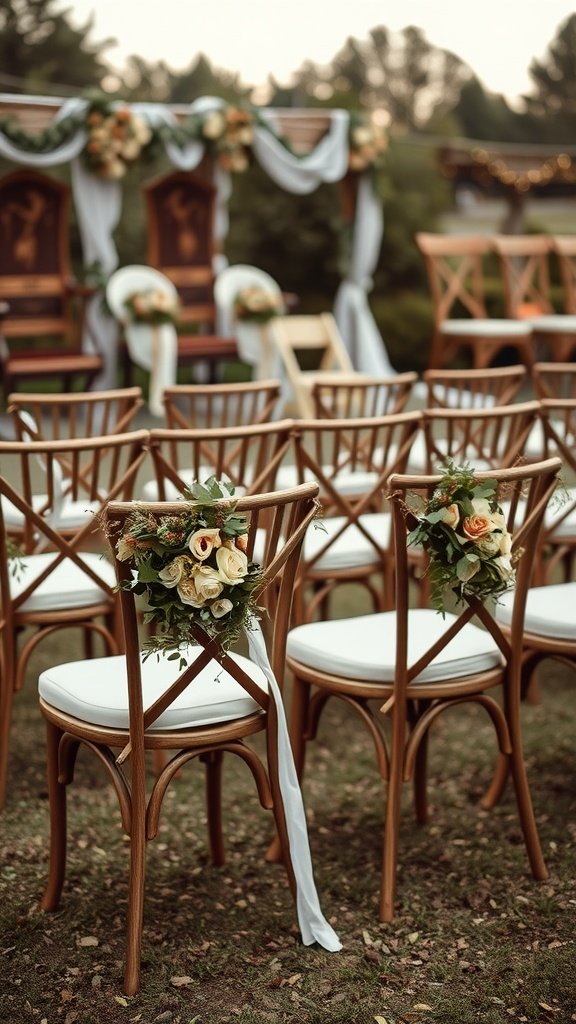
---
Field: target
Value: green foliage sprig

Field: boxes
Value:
[406,462,516,616]
[113,478,264,666]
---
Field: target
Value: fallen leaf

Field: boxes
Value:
[407,932,419,944]
[413,1005,433,1011]
[374,1017,390,1024]
[114,996,129,1007]
[78,936,98,947]
[170,975,193,987]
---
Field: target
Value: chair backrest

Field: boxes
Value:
[423,366,528,410]
[270,313,355,417]
[147,420,294,500]
[0,430,149,612]
[491,234,554,319]
[143,170,218,331]
[7,387,143,441]
[214,264,285,336]
[162,380,281,430]
[415,232,490,326]
[388,458,562,690]
[422,400,541,472]
[532,362,576,400]
[0,169,74,342]
[548,235,576,313]
[312,372,418,418]
[103,483,320,748]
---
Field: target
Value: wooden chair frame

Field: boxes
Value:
[532,362,576,400]
[423,365,528,410]
[39,484,320,994]
[162,379,281,430]
[312,372,418,418]
[550,235,576,314]
[7,386,143,441]
[422,400,541,474]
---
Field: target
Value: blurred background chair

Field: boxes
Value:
[532,361,576,400]
[311,371,418,418]
[492,234,576,362]
[37,483,327,994]
[214,263,286,380]
[162,379,281,430]
[550,235,576,313]
[415,232,534,370]
[270,313,356,417]
[423,365,528,410]
[0,169,103,401]
[421,400,541,474]
[7,386,143,442]
[283,458,561,921]
[0,429,149,809]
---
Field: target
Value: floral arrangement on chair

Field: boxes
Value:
[83,100,153,180]
[234,286,283,323]
[200,106,254,173]
[114,478,263,662]
[123,289,181,327]
[348,114,388,173]
[406,462,516,615]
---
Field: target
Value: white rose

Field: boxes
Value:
[188,528,222,561]
[216,545,248,585]
[202,110,226,139]
[121,138,141,161]
[193,565,224,603]
[499,530,512,555]
[210,598,234,619]
[158,554,193,588]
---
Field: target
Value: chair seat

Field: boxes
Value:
[304,513,391,571]
[275,464,379,496]
[496,583,576,640]
[529,314,576,334]
[440,319,532,338]
[287,608,504,683]
[2,495,101,532]
[39,646,268,730]
[6,353,102,375]
[10,551,116,612]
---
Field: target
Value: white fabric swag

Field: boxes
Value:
[0,94,393,388]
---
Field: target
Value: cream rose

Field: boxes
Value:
[441,503,460,529]
[188,528,222,561]
[210,598,234,619]
[158,554,193,588]
[474,533,500,557]
[191,566,224,603]
[499,530,512,555]
[202,110,226,139]
[216,545,248,585]
[176,574,204,607]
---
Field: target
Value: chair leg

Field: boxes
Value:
[412,728,429,825]
[40,721,68,911]
[202,749,226,866]
[504,681,548,881]
[123,824,147,996]
[380,706,407,923]
[480,751,509,810]
[0,670,15,811]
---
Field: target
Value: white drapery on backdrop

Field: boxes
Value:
[0,94,394,388]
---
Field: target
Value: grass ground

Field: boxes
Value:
[1,627,575,1024]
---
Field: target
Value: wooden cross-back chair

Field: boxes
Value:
[162,379,281,430]
[423,365,528,410]
[36,483,340,994]
[7,386,143,442]
[269,313,355,417]
[532,361,576,400]
[283,458,562,921]
[422,400,542,475]
[143,420,294,503]
[492,234,576,362]
[274,411,422,622]
[143,170,237,380]
[550,235,576,313]
[534,398,576,583]
[415,232,534,370]
[0,429,150,810]
[0,169,103,400]
[312,371,418,418]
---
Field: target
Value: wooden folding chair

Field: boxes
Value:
[0,429,149,809]
[270,313,355,417]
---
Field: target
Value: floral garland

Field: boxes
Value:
[83,98,153,179]
[114,478,263,662]
[347,113,388,173]
[234,286,284,323]
[123,288,181,326]
[406,462,516,615]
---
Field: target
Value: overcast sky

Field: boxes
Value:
[62,0,576,101]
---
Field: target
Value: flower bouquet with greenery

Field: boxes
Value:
[234,286,283,323]
[348,113,388,173]
[84,100,152,180]
[123,288,181,327]
[115,478,264,664]
[406,462,516,615]
[200,105,254,173]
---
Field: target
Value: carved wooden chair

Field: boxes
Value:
[312,371,418,418]
[269,313,355,417]
[492,234,576,362]
[143,170,237,381]
[162,379,281,430]
[415,232,534,370]
[37,483,343,994]
[0,429,149,809]
[284,458,561,921]
[0,169,103,400]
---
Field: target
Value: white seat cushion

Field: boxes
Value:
[10,552,116,612]
[545,486,576,538]
[275,463,379,496]
[441,319,532,337]
[287,608,504,683]
[39,646,268,730]
[529,314,576,333]
[2,495,101,531]
[304,513,391,571]
[496,583,576,641]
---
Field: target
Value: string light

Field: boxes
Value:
[469,147,576,191]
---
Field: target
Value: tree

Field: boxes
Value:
[524,14,576,141]
[0,0,113,94]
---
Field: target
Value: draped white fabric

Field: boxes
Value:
[0,94,393,385]
[124,322,178,418]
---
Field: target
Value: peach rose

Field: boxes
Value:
[461,514,493,541]
[188,527,222,561]
[216,545,248,585]
[234,533,248,552]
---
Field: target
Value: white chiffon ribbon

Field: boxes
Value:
[124,322,178,418]
[246,623,342,952]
